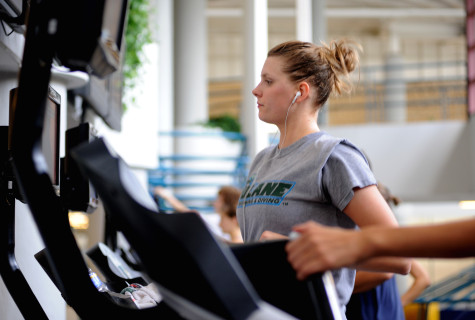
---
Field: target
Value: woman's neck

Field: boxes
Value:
[229,228,243,243]
[278,120,319,149]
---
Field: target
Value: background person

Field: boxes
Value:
[154,185,243,243]
[400,260,431,307]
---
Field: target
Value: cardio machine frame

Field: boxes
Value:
[6,0,338,318]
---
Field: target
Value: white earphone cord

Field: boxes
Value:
[242,92,300,238]
[279,92,300,149]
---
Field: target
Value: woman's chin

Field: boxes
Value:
[257,113,272,124]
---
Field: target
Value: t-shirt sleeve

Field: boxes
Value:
[322,142,377,211]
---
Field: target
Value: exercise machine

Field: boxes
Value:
[5,0,341,318]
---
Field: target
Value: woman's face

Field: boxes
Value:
[218,213,237,236]
[252,56,296,126]
[213,194,225,213]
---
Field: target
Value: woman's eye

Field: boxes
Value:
[265,80,272,85]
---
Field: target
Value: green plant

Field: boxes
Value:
[123,0,152,100]
[202,114,241,133]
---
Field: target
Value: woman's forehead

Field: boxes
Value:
[262,56,286,76]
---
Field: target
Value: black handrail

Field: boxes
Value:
[9,0,164,318]
[0,127,47,320]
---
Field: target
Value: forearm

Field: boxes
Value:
[159,193,190,212]
[356,256,411,275]
[286,219,475,281]
[400,260,431,306]
[364,219,475,258]
[154,186,191,212]
[163,197,190,212]
[400,281,429,306]
[353,271,393,293]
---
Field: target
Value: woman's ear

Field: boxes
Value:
[295,82,310,103]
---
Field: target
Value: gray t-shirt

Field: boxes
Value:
[236,131,376,318]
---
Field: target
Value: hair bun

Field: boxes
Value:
[334,39,361,74]
[320,39,362,95]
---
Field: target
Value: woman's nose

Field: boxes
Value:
[252,85,260,97]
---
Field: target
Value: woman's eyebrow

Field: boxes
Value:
[261,73,272,79]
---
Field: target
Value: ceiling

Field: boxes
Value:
[208,0,464,10]
[207,0,466,38]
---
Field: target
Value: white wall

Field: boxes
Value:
[323,119,475,202]
[92,43,160,189]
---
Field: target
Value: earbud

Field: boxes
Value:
[291,91,301,104]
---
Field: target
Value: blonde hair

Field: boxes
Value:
[267,39,361,108]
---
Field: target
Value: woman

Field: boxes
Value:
[215,185,243,243]
[154,185,243,243]
[236,40,411,318]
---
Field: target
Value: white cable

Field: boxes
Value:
[279,98,297,150]
[242,95,298,239]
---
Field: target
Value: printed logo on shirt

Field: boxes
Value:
[238,176,295,207]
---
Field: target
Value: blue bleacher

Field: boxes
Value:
[414,264,475,320]
[148,130,249,213]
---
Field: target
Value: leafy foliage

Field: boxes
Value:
[202,114,241,133]
[123,0,152,93]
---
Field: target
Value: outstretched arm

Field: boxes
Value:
[400,260,431,307]
[154,186,194,213]
[285,219,475,280]
[352,270,393,293]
